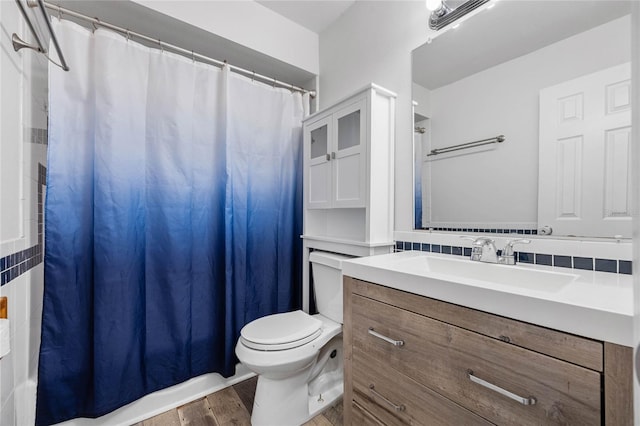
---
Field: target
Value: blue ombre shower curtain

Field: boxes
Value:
[37,19,306,425]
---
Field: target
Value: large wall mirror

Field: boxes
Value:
[412,1,632,239]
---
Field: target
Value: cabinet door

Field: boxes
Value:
[332,99,366,208]
[306,116,332,209]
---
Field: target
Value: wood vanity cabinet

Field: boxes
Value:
[343,276,633,425]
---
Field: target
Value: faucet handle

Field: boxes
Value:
[503,239,531,256]
[460,236,479,244]
[460,236,494,245]
[473,237,495,246]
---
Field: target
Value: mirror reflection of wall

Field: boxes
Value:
[412,1,632,239]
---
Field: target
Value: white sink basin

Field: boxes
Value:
[398,255,578,292]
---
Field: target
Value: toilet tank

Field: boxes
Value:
[310,251,354,324]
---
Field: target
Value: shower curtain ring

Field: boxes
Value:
[57,5,62,19]
[158,40,164,52]
[191,50,195,63]
[92,18,100,32]
[273,78,276,88]
[125,30,131,41]
[252,71,255,82]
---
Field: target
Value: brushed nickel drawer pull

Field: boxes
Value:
[368,328,404,347]
[369,384,406,412]
[467,370,537,406]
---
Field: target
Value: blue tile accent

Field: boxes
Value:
[518,252,534,264]
[535,254,552,266]
[553,255,572,268]
[595,259,617,273]
[430,226,537,234]
[573,257,593,271]
[619,260,632,275]
[391,240,625,274]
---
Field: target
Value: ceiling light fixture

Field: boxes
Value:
[425,0,442,11]
[428,0,490,30]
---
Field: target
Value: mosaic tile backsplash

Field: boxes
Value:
[421,227,538,235]
[395,240,631,274]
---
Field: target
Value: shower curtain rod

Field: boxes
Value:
[36,1,316,97]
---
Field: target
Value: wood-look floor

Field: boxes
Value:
[135,376,343,426]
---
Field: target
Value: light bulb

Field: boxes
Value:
[426,0,443,11]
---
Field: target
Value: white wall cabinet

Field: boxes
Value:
[301,84,396,312]
[306,98,366,209]
[303,83,396,246]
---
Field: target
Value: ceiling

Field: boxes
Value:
[257,1,355,34]
[413,0,632,90]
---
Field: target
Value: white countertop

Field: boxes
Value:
[341,251,633,347]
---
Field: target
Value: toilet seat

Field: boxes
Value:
[240,310,323,351]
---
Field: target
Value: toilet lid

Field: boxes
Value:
[240,310,322,351]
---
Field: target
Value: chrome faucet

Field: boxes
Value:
[501,238,531,265]
[466,237,498,263]
[461,236,530,265]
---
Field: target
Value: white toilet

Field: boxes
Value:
[235,250,351,426]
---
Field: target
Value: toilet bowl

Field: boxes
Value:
[235,251,352,426]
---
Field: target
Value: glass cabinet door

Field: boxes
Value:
[337,109,360,151]
[306,117,332,209]
[310,124,328,160]
[333,99,366,208]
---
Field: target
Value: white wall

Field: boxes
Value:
[134,0,319,76]
[319,1,428,233]
[0,3,48,425]
[426,16,630,228]
[412,82,431,118]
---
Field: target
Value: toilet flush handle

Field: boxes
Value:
[368,327,404,347]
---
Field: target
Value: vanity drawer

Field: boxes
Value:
[351,401,385,426]
[351,293,602,425]
[350,278,603,371]
[352,350,492,426]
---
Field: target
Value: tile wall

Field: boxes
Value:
[394,240,632,274]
